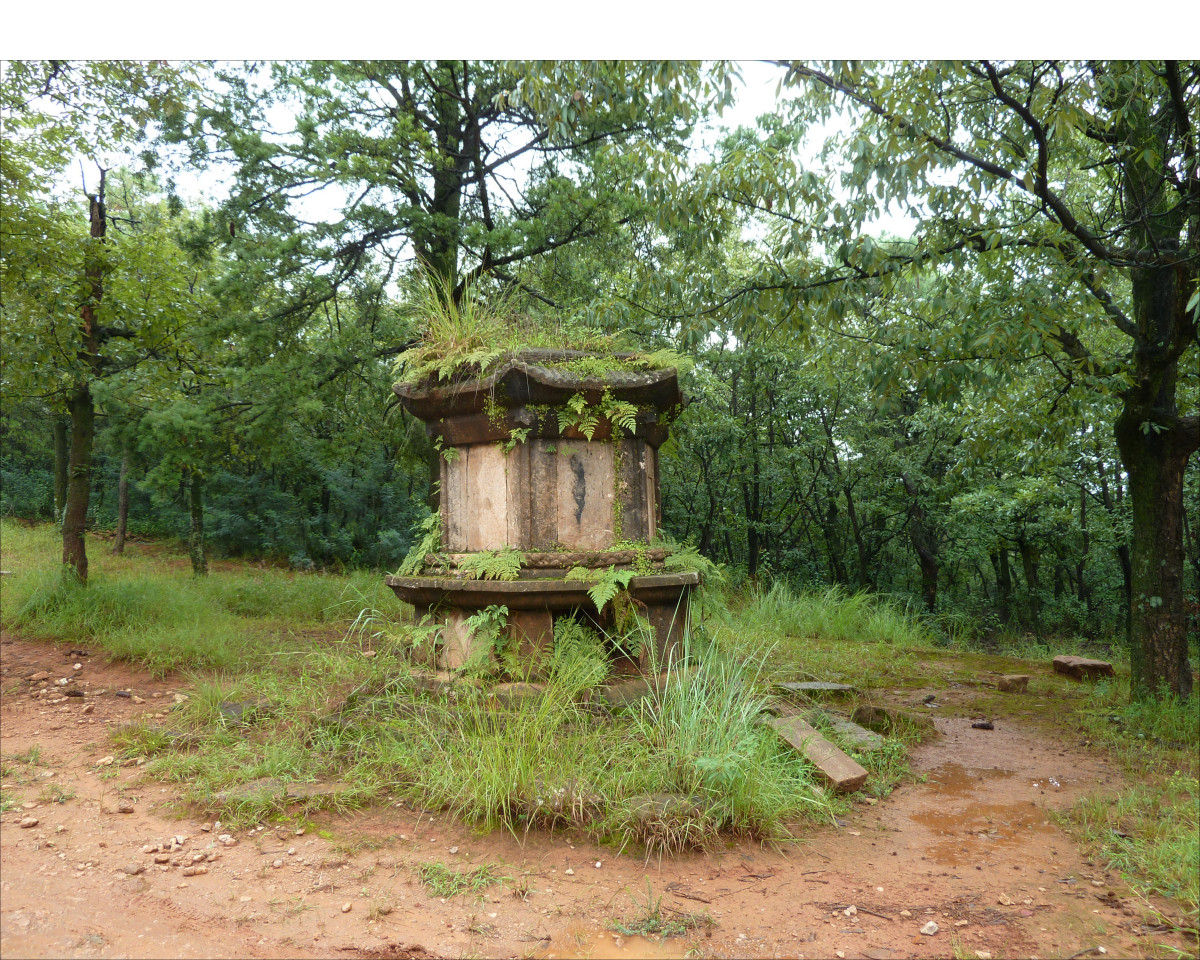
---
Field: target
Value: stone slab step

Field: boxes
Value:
[595,666,699,706]
[764,716,868,793]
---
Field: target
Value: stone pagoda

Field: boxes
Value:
[385,349,697,676]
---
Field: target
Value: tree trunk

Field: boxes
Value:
[1115,406,1196,700]
[975,562,992,602]
[187,467,208,576]
[991,548,1013,625]
[1077,482,1090,610]
[61,182,106,582]
[901,474,938,613]
[52,415,69,523]
[112,452,129,554]
[1018,540,1042,636]
[61,385,95,581]
[1108,87,1198,700]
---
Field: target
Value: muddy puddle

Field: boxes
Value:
[920,761,1011,797]
[909,761,1058,866]
[538,927,690,959]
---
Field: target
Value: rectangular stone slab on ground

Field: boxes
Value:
[851,703,937,736]
[1052,655,1115,680]
[818,715,887,752]
[775,681,856,697]
[763,716,868,793]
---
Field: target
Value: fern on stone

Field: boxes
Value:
[457,549,522,581]
[396,511,442,576]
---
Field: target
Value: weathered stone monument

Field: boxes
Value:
[385,350,697,676]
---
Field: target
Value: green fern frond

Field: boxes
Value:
[636,348,694,375]
[457,549,522,581]
[558,394,600,440]
[502,427,530,454]
[396,510,442,576]
[604,398,639,434]
[565,565,635,614]
[663,546,721,583]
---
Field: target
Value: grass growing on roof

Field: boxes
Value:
[393,271,690,386]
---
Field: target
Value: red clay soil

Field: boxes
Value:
[1,633,1194,960]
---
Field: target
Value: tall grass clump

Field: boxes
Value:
[708,582,931,689]
[123,616,832,850]
[616,640,828,852]
[739,583,931,646]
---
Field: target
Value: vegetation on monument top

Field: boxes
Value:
[393,273,692,387]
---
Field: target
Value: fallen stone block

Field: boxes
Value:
[1052,655,1115,681]
[285,781,352,800]
[217,699,272,723]
[488,681,546,708]
[852,704,936,737]
[624,793,703,824]
[775,681,856,697]
[596,667,698,707]
[212,777,284,804]
[821,715,887,752]
[408,670,454,696]
[996,674,1030,693]
[596,676,655,706]
[764,716,868,793]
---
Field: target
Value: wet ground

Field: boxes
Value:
[2,633,1195,959]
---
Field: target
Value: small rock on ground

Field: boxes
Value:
[920,920,939,935]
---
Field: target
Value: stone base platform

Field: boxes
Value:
[385,572,698,675]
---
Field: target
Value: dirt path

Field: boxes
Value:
[0,634,1191,959]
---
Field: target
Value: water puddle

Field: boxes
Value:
[912,762,1055,865]
[538,927,692,959]
[920,761,1012,798]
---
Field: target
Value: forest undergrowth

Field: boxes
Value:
[1,520,1195,920]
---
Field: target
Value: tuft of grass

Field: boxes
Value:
[416,861,506,898]
[609,880,712,938]
[4,745,44,767]
[709,583,931,693]
[39,783,75,805]
[736,582,932,647]
[621,639,827,854]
